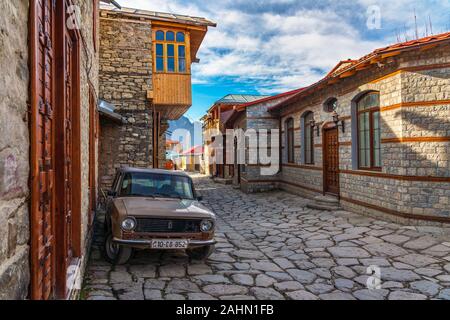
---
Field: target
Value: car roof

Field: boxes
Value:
[118,167,191,178]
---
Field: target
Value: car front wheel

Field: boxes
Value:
[103,232,133,265]
[186,245,215,261]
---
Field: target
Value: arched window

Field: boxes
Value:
[286,118,295,163]
[324,97,338,113]
[357,92,381,169]
[155,30,165,41]
[303,112,315,164]
[176,32,185,42]
[166,31,175,41]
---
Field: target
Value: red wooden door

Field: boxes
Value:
[323,128,340,195]
[54,0,81,298]
[30,0,57,300]
[64,27,75,265]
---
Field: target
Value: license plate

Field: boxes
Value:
[151,239,189,249]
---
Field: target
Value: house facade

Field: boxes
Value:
[0,0,100,300]
[98,4,215,190]
[220,33,450,225]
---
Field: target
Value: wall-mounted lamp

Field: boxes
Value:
[332,111,345,133]
[309,119,321,137]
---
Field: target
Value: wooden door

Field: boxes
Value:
[54,0,81,299]
[30,0,57,300]
[323,128,340,195]
[64,26,75,265]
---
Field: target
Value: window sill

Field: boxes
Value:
[357,168,382,172]
[154,72,191,76]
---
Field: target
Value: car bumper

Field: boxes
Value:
[113,237,216,248]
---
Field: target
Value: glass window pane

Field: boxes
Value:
[167,57,175,72]
[156,44,164,56]
[178,45,185,57]
[365,148,370,167]
[373,129,380,149]
[176,32,185,42]
[178,58,186,72]
[373,111,380,130]
[156,57,164,72]
[305,125,310,163]
[166,31,175,41]
[359,148,365,167]
[167,44,174,56]
[358,92,380,111]
[374,148,381,167]
[155,30,165,41]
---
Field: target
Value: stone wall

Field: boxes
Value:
[0,0,99,299]
[230,99,285,192]
[276,43,450,223]
[73,0,100,293]
[99,15,154,190]
[0,0,31,300]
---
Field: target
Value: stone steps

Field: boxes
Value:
[307,195,341,211]
[213,177,233,185]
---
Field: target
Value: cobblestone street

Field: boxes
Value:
[83,175,450,300]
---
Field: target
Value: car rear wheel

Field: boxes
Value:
[103,232,133,265]
[186,245,215,261]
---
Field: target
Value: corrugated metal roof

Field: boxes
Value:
[98,100,127,124]
[215,94,271,104]
[100,3,216,27]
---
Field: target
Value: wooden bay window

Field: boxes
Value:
[153,29,188,73]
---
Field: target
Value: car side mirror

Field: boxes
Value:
[107,190,117,197]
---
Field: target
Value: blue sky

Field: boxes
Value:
[123,0,450,120]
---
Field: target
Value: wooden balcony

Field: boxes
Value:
[151,73,192,120]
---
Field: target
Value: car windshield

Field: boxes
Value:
[119,172,194,200]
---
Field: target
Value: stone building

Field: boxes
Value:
[221,89,305,191]
[201,94,270,178]
[98,4,215,190]
[220,32,450,225]
[0,0,102,299]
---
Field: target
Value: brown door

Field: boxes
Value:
[323,127,340,195]
[54,0,81,299]
[30,0,57,300]
[64,24,74,265]
[30,0,81,300]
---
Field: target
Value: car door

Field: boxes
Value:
[106,172,122,214]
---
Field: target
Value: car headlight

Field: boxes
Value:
[200,220,214,232]
[121,217,136,231]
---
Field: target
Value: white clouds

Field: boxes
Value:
[123,0,449,94]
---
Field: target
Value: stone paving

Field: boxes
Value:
[83,175,450,300]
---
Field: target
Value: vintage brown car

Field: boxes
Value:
[103,167,216,264]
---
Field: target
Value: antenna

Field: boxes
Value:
[414,9,419,39]
[429,15,433,35]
